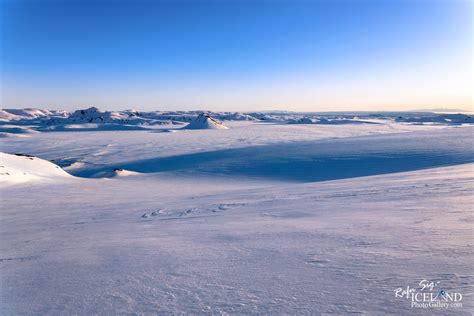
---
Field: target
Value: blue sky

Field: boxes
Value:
[1,0,472,111]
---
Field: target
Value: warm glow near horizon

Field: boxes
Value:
[1,0,472,112]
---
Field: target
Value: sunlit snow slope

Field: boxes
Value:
[0,152,71,183]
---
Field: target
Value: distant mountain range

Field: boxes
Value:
[409,108,471,113]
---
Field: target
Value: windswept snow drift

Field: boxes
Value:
[0,125,39,135]
[1,160,472,314]
[1,111,473,314]
[0,152,72,183]
[182,113,229,129]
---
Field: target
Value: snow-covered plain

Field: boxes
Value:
[0,109,473,314]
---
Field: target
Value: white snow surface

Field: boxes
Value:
[0,111,473,314]
[0,152,71,183]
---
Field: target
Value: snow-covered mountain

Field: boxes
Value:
[288,117,316,124]
[182,113,229,129]
[0,107,472,136]
[0,107,260,127]
[0,108,68,122]
[49,107,175,126]
[395,113,474,124]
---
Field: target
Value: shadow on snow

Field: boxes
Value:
[71,128,474,182]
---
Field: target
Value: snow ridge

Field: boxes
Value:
[0,152,72,184]
[182,113,229,130]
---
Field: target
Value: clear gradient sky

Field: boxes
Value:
[1,0,472,111]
